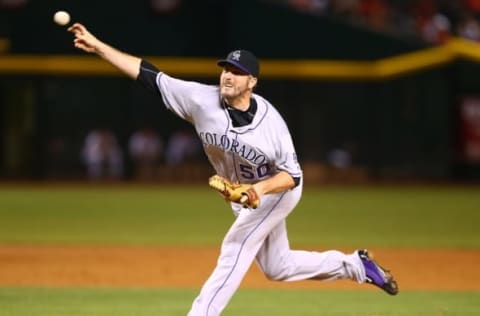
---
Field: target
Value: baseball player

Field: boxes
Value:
[68,23,398,316]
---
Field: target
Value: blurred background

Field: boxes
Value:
[1,0,480,183]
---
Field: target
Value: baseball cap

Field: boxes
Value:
[217,49,259,77]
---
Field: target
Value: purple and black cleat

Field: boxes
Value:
[358,249,399,295]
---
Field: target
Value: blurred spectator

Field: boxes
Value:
[128,127,163,180]
[44,136,69,178]
[0,0,27,10]
[459,97,480,163]
[271,0,480,44]
[81,128,124,180]
[327,147,352,169]
[330,0,359,18]
[359,0,391,32]
[288,0,330,15]
[457,14,480,41]
[165,128,202,166]
[149,0,182,15]
[326,141,357,170]
[420,12,452,44]
[465,0,480,17]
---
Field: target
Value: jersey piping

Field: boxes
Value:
[228,98,269,135]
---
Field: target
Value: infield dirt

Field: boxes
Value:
[0,245,479,291]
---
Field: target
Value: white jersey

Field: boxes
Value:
[152,72,370,316]
[155,72,302,184]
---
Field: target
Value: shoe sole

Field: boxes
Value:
[363,250,399,296]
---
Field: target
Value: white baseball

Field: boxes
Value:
[53,11,70,26]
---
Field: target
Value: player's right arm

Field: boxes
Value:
[68,23,205,123]
[68,23,141,80]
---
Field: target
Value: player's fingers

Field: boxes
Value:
[74,33,96,48]
[73,42,85,51]
[67,24,80,34]
[73,40,94,53]
[73,39,88,48]
[239,195,248,204]
[74,33,88,42]
[67,23,85,33]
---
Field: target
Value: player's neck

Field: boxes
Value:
[224,94,252,112]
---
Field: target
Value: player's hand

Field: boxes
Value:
[68,23,102,54]
[208,175,260,209]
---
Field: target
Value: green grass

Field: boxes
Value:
[0,185,479,315]
[0,184,479,247]
[0,287,479,316]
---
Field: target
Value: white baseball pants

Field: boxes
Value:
[187,185,366,316]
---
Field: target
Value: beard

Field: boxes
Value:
[220,84,249,101]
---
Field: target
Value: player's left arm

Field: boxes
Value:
[252,171,295,198]
[256,113,302,198]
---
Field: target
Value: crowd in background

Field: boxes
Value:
[3,0,480,49]
[3,0,480,46]
[79,127,203,181]
[266,0,480,45]
[2,0,478,182]
[46,127,203,181]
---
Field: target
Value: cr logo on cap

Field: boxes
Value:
[231,50,241,61]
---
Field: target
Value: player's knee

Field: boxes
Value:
[264,272,286,281]
[262,267,289,281]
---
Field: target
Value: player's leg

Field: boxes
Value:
[254,211,398,295]
[187,190,301,316]
[255,220,366,283]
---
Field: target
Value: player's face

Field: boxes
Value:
[220,65,257,103]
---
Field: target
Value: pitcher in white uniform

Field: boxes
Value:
[68,22,398,316]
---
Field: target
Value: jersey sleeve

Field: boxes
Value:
[274,118,302,180]
[156,73,206,124]
[136,60,161,98]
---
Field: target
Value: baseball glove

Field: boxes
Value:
[208,175,260,209]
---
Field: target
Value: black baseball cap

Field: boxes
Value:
[217,49,259,77]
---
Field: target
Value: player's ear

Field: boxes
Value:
[248,77,257,90]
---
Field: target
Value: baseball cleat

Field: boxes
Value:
[358,249,399,295]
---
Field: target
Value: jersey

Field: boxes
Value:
[155,72,302,184]
[150,71,367,316]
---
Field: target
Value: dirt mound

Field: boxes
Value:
[1,245,478,291]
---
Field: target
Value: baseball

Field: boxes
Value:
[53,11,70,26]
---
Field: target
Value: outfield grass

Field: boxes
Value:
[0,184,479,315]
[0,184,478,247]
[0,287,479,316]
